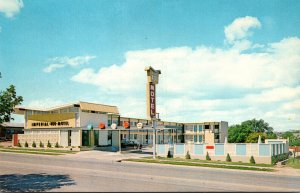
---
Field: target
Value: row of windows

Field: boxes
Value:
[193,135,203,142]
[193,125,203,132]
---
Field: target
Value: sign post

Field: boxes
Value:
[145,66,161,159]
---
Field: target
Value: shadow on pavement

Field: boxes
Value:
[0,173,76,192]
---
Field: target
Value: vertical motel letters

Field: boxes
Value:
[150,83,156,118]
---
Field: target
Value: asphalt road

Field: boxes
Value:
[0,152,300,192]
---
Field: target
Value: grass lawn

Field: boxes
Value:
[125,158,274,172]
[151,157,274,167]
[0,149,63,155]
[0,147,78,155]
[286,157,300,169]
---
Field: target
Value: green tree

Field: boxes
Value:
[228,119,276,143]
[242,119,274,133]
[246,132,266,143]
[228,124,252,143]
[0,84,23,124]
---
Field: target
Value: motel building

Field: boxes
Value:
[11,67,289,164]
[12,101,227,149]
[12,101,288,164]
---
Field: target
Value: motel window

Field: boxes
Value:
[108,120,111,126]
[199,136,203,142]
[193,125,197,132]
[194,135,197,142]
[134,134,137,139]
[69,107,79,112]
[205,125,210,130]
[112,120,118,125]
[198,125,203,132]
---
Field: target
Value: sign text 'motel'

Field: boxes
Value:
[149,83,156,118]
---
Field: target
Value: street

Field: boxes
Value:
[0,152,300,192]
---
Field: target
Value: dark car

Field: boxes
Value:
[121,139,142,149]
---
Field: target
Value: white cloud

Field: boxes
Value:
[0,0,23,18]
[26,98,64,109]
[71,17,300,131]
[224,16,261,44]
[43,55,96,73]
[43,63,65,73]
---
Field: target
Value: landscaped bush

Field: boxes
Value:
[39,141,44,148]
[47,140,51,148]
[185,151,191,159]
[167,150,172,158]
[25,141,28,147]
[55,142,59,148]
[17,141,21,147]
[206,152,211,161]
[226,153,232,162]
[250,156,256,164]
[32,141,36,148]
[271,153,289,165]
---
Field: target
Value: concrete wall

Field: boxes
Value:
[204,130,215,145]
[17,133,59,147]
[112,130,120,147]
[99,130,108,146]
[71,130,80,146]
[80,111,108,128]
[156,142,288,164]
[60,130,68,147]
[220,121,228,143]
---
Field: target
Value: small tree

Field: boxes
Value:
[32,141,36,148]
[47,140,51,148]
[185,151,191,159]
[167,150,172,158]
[24,141,28,147]
[226,153,232,162]
[39,141,44,148]
[206,152,211,161]
[250,156,256,164]
[55,142,59,148]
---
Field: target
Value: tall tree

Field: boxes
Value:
[0,85,23,124]
[228,119,277,143]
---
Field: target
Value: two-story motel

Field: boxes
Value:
[13,101,228,148]
[13,101,289,164]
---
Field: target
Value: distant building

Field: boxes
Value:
[0,122,24,140]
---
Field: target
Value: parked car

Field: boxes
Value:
[121,139,142,149]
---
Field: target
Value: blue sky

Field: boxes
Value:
[0,0,300,131]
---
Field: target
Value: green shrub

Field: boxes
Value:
[39,141,44,148]
[25,141,28,148]
[167,150,172,158]
[47,140,51,148]
[250,156,256,164]
[206,152,211,161]
[55,142,59,148]
[185,151,191,159]
[17,141,21,147]
[226,153,232,162]
[271,153,289,165]
[32,141,36,148]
